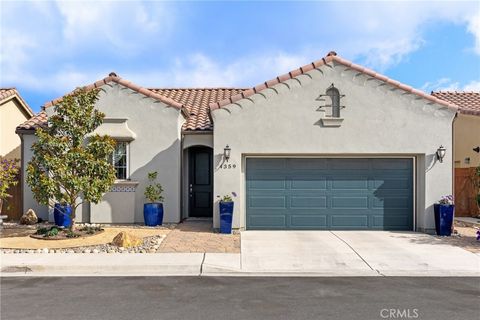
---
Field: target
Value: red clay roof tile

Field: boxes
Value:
[209,53,459,112]
[431,91,480,116]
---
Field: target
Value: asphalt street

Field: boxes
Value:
[1,277,479,320]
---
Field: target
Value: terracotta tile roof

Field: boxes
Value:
[16,111,48,132]
[17,87,246,132]
[431,91,480,116]
[44,72,186,112]
[209,51,459,113]
[149,88,246,131]
[0,88,34,117]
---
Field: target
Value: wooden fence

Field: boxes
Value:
[1,173,22,221]
[455,167,479,217]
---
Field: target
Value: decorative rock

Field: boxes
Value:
[111,231,142,248]
[19,209,38,225]
[67,250,75,253]
[83,249,91,253]
[42,248,49,254]
[92,249,100,254]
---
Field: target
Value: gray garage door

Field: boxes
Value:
[246,158,413,230]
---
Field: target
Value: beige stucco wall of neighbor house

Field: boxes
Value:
[212,62,456,232]
[1,99,30,160]
[454,114,480,168]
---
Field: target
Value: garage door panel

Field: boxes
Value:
[248,215,286,229]
[249,196,286,209]
[331,177,369,190]
[372,196,411,209]
[248,177,286,190]
[290,215,327,228]
[372,215,412,229]
[373,178,411,190]
[246,158,413,230]
[290,177,327,190]
[331,215,369,228]
[290,196,327,208]
[331,196,369,209]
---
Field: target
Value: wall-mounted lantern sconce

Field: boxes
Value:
[436,145,447,163]
[473,146,480,153]
[224,145,231,162]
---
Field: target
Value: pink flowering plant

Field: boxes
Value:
[0,157,19,213]
[438,195,454,205]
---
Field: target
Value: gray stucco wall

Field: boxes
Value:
[20,133,49,220]
[212,61,456,232]
[37,82,184,224]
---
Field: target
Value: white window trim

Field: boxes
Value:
[113,141,130,182]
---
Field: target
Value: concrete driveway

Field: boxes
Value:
[241,231,480,276]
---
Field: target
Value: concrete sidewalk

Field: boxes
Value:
[2,231,479,277]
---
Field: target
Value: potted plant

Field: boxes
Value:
[433,195,455,236]
[144,171,164,226]
[217,192,236,234]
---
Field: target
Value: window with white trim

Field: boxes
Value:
[111,141,129,180]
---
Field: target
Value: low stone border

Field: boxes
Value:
[0,234,166,254]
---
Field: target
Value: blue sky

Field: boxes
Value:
[1,1,479,113]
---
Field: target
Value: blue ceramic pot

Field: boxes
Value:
[53,203,72,228]
[434,204,454,236]
[144,203,164,226]
[219,201,234,234]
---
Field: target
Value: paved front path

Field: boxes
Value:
[2,277,478,320]
[159,219,240,253]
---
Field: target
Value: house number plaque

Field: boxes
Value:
[221,163,237,169]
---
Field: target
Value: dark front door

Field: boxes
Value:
[189,147,213,217]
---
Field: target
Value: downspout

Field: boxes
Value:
[19,133,25,216]
[452,112,458,206]
[180,132,185,221]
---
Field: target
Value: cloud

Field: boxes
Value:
[422,78,480,92]
[1,0,479,102]
[322,1,479,70]
[123,52,310,88]
[466,9,480,54]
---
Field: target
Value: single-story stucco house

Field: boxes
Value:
[16,52,464,233]
[431,91,480,217]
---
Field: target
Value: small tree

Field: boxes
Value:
[0,157,19,214]
[27,88,116,230]
[144,171,164,203]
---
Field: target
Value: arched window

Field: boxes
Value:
[326,85,341,118]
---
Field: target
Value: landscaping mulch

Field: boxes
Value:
[30,229,105,240]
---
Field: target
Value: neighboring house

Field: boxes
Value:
[1,88,34,219]
[16,52,459,233]
[432,91,480,217]
[1,88,33,159]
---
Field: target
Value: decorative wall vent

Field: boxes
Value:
[316,83,345,127]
